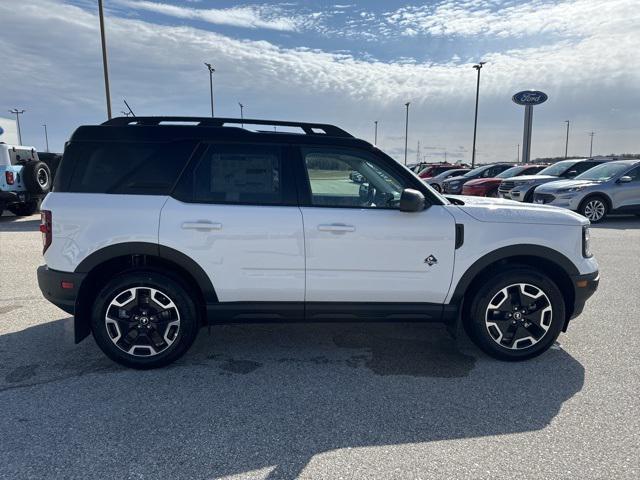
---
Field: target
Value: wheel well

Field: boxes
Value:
[76,254,210,333]
[579,193,612,211]
[461,255,575,322]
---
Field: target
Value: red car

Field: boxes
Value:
[461,164,547,197]
[418,163,466,179]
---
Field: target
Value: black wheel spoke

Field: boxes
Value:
[500,323,519,347]
[507,285,523,310]
[524,319,547,339]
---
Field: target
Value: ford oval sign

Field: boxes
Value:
[512,90,548,106]
[0,126,4,136]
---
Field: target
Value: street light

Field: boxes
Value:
[471,61,486,168]
[42,124,49,152]
[9,109,25,145]
[374,120,378,145]
[98,0,112,119]
[404,102,410,165]
[238,102,244,127]
[204,63,215,117]
[588,131,595,157]
[564,120,570,158]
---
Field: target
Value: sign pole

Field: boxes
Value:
[522,105,533,164]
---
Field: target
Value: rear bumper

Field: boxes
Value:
[569,270,599,321]
[37,265,85,315]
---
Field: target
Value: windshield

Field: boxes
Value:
[462,165,490,178]
[575,163,630,181]
[496,166,525,179]
[538,160,575,176]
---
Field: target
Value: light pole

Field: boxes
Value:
[564,120,570,158]
[374,120,378,145]
[588,131,595,157]
[517,143,520,163]
[204,63,215,117]
[404,102,410,165]
[97,0,112,119]
[471,61,485,168]
[238,102,244,127]
[9,109,25,145]
[42,124,49,152]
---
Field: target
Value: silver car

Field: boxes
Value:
[425,168,470,192]
[499,158,608,202]
[533,160,640,222]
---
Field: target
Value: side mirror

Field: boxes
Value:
[618,176,632,183]
[399,188,425,212]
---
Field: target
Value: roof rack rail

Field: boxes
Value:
[101,116,353,138]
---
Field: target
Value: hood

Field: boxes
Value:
[464,177,500,187]
[508,174,558,183]
[535,179,601,193]
[446,195,588,226]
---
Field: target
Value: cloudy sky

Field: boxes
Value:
[1,0,638,162]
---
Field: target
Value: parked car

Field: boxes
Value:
[426,168,470,192]
[462,165,547,197]
[37,116,598,369]
[0,143,52,216]
[418,163,466,179]
[499,158,610,202]
[533,160,640,222]
[441,163,516,194]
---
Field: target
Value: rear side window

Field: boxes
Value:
[55,140,196,195]
[173,143,294,205]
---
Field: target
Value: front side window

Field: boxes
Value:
[302,148,406,208]
[176,143,286,205]
[575,162,632,182]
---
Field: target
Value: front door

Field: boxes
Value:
[298,146,456,306]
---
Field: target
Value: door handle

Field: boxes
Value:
[317,223,356,233]
[181,221,222,231]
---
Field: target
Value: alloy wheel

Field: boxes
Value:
[583,199,606,222]
[105,287,181,357]
[485,283,553,350]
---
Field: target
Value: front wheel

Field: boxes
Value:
[432,184,441,193]
[580,196,608,223]
[91,271,200,369]
[464,268,565,361]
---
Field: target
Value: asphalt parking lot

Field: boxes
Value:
[0,213,638,480]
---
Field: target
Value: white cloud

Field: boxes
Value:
[117,0,312,32]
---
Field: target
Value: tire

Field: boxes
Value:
[464,267,565,361]
[91,271,200,369]
[23,161,51,194]
[485,188,499,198]
[8,200,39,216]
[579,195,609,223]
[523,188,535,203]
[432,184,442,193]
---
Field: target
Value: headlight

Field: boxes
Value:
[582,226,592,258]
[559,186,586,193]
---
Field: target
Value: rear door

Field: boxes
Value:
[159,142,305,306]
[297,145,456,307]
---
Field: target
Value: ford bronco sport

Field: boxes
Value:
[37,117,599,369]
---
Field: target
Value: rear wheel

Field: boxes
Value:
[91,271,200,369]
[579,196,608,223]
[465,267,565,361]
[432,184,441,192]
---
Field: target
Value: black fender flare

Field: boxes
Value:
[449,244,579,305]
[75,242,218,303]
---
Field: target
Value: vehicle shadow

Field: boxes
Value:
[591,215,640,230]
[0,214,40,232]
[0,318,584,479]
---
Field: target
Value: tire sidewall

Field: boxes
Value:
[91,271,199,369]
[466,268,565,361]
[24,161,51,194]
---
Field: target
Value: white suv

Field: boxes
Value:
[37,117,599,369]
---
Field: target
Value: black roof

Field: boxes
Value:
[69,116,371,148]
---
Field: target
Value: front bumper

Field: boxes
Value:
[534,192,583,210]
[506,186,532,202]
[37,266,85,315]
[568,270,599,322]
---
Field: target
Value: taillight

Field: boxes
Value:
[5,171,14,185]
[40,210,52,254]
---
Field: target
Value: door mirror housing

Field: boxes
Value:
[618,175,632,183]
[399,188,425,212]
